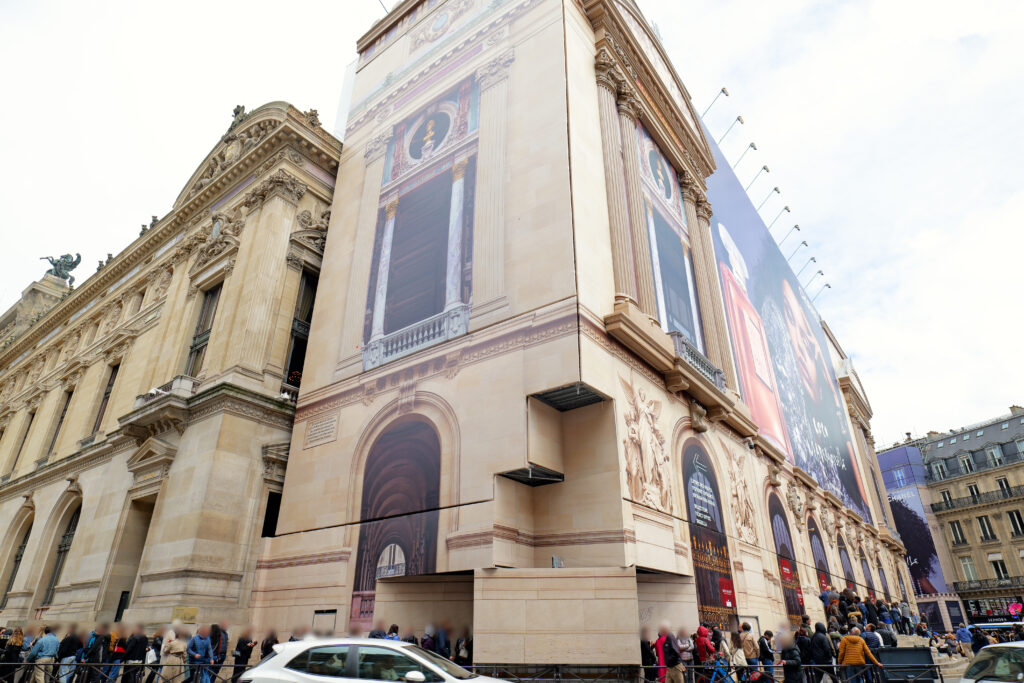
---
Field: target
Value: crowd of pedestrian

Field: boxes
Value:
[639,584,1024,683]
[0,619,473,683]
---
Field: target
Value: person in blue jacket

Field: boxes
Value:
[187,626,214,683]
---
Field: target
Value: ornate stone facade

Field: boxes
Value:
[0,103,340,627]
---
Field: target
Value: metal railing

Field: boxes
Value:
[925,451,1024,483]
[930,484,1024,512]
[0,662,251,683]
[465,662,949,683]
[669,332,726,390]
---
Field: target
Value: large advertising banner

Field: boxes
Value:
[683,437,738,630]
[704,135,872,522]
[887,489,947,594]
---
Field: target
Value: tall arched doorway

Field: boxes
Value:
[682,437,737,630]
[837,534,855,591]
[807,516,832,593]
[768,493,803,625]
[351,419,440,631]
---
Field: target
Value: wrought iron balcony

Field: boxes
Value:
[926,451,1024,483]
[953,576,1024,593]
[669,332,725,390]
[931,484,1024,512]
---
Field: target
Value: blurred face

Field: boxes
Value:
[781,279,820,400]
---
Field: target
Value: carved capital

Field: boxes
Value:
[695,199,714,222]
[594,47,621,92]
[385,199,399,219]
[452,158,469,180]
[364,131,393,162]
[476,49,515,90]
[617,88,640,121]
[242,169,307,209]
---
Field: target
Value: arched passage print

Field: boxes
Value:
[351,418,441,630]
[859,553,876,600]
[683,437,737,630]
[837,534,856,590]
[807,516,832,593]
[768,493,803,625]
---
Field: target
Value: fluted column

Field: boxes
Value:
[691,192,738,390]
[617,88,658,319]
[471,49,515,316]
[595,48,636,304]
[445,159,468,310]
[370,198,399,339]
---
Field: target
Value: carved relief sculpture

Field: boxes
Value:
[727,446,759,544]
[786,480,805,530]
[619,375,672,513]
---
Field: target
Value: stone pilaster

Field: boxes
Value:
[691,193,738,391]
[617,89,658,320]
[471,49,515,317]
[235,185,304,376]
[595,49,636,305]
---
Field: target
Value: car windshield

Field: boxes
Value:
[966,646,1024,682]
[406,645,477,679]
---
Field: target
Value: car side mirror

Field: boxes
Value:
[405,671,426,683]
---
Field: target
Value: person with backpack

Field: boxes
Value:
[757,631,774,678]
[658,623,685,683]
[810,622,836,683]
[740,623,759,672]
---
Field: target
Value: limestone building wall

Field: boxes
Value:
[252,0,911,663]
[0,102,341,627]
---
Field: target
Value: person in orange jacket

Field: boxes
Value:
[837,627,882,683]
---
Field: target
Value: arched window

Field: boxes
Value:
[0,521,33,608]
[837,534,856,590]
[768,493,803,625]
[683,438,737,630]
[878,564,891,601]
[42,507,80,606]
[807,517,832,592]
[859,553,876,600]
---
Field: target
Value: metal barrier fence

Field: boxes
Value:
[0,661,951,683]
[0,663,251,683]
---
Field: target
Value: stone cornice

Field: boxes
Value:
[0,103,340,375]
[0,381,294,503]
[585,0,715,182]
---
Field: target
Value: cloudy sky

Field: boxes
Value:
[1,0,1021,445]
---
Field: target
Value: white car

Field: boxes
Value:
[239,638,496,683]
[962,640,1024,683]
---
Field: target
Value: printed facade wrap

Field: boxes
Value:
[705,132,872,522]
[683,437,737,629]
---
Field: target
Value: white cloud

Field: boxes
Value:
[640,0,1024,444]
[1,0,1021,445]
